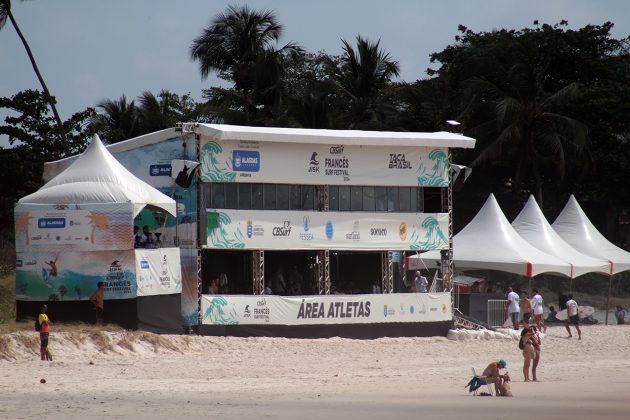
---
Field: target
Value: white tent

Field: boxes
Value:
[409,194,572,277]
[552,195,630,275]
[18,135,176,217]
[512,195,611,278]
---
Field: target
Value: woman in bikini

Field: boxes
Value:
[530,326,542,381]
[520,327,536,382]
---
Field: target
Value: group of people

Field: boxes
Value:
[206,273,229,295]
[133,225,161,249]
[37,282,106,361]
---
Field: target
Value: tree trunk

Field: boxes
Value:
[8,9,66,142]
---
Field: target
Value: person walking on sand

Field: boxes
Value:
[506,287,520,330]
[38,304,52,361]
[531,289,547,332]
[565,294,582,340]
[520,290,533,326]
[90,281,105,325]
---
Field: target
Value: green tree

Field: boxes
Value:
[89,95,140,144]
[334,35,400,129]
[0,0,66,142]
[137,90,204,132]
[190,5,301,125]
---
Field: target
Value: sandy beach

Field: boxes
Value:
[1,324,629,420]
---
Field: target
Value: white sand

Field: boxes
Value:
[1,324,629,419]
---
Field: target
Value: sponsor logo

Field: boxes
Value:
[243,305,251,318]
[388,153,412,169]
[140,260,149,269]
[429,307,438,312]
[410,305,415,315]
[419,304,427,314]
[325,222,334,240]
[69,220,81,226]
[38,218,66,229]
[442,304,448,314]
[53,204,69,210]
[399,304,406,316]
[272,221,292,237]
[24,259,37,266]
[232,150,260,172]
[299,216,314,241]
[346,221,360,241]
[247,220,264,237]
[324,156,350,177]
[149,164,172,176]
[254,298,270,322]
[308,152,320,173]
[329,145,345,154]
[398,222,408,241]
[110,260,122,269]
[370,227,387,237]
[247,220,253,238]
[16,260,23,268]
[31,235,42,241]
[383,305,396,317]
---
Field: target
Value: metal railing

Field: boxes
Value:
[487,299,508,327]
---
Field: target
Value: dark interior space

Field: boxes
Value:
[264,250,318,295]
[201,250,250,294]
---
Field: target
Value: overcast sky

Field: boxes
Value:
[1,0,629,146]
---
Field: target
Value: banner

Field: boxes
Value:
[135,248,182,296]
[16,250,136,301]
[205,209,448,251]
[201,293,452,326]
[200,140,449,187]
[15,203,134,252]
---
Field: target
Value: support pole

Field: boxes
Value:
[605,274,612,325]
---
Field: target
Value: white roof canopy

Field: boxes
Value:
[410,194,572,278]
[512,195,611,278]
[552,195,630,275]
[18,135,176,217]
[190,123,476,148]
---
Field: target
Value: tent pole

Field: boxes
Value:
[605,274,612,325]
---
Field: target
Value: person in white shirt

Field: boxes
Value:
[564,294,582,340]
[414,271,428,293]
[531,289,547,332]
[505,287,520,330]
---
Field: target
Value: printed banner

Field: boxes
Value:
[205,210,448,251]
[201,293,452,326]
[200,140,449,187]
[135,248,182,297]
[16,250,137,301]
[15,203,134,252]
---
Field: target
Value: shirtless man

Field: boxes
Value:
[520,291,533,326]
[482,359,509,396]
[90,282,105,325]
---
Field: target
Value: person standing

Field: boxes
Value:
[38,304,52,361]
[530,326,542,381]
[520,291,533,326]
[615,305,627,325]
[414,271,428,293]
[565,294,582,340]
[505,287,520,330]
[531,289,547,332]
[90,281,105,325]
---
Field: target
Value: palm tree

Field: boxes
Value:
[462,59,590,206]
[0,0,66,141]
[334,35,400,129]
[90,95,139,143]
[190,5,300,125]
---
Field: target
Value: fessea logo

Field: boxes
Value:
[232,150,260,172]
[299,216,314,241]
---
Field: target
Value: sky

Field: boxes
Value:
[1,0,629,146]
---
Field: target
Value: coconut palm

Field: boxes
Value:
[90,95,139,143]
[1,0,66,141]
[463,59,590,206]
[334,35,400,129]
[190,5,300,125]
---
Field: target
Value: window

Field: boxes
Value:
[302,185,315,210]
[276,184,289,209]
[264,185,276,209]
[225,184,237,209]
[238,184,251,209]
[329,186,339,211]
[387,187,398,212]
[399,187,411,212]
[351,186,362,211]
[252,184,263,209]
[339,186,350,211]
[362,187,375,211]
[211,183,225,208]
[290,185,301,210]
[374,187,387,211]
[423,187,442,213]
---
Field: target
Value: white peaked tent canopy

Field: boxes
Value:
[411,194,572,277]
[552,195,630,275]
[512,195,611,278]
[18,134,176,217]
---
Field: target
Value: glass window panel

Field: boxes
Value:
[387,187,398,212]
[410,187,419,212]
[339,186,351,211]
[302,185,315,210]
[329,186,339,211]
[211,183,225,208]
[264,185,276,209]
[202,184,212,208]
[225,184,237,209]
[252,184,263,209]
[351,186,362,211]
[374,187,387,211]
[290,185,301,210]
[238,184,251,209]
[399,187,411,212]
[362,186,375,211]
[277,184,289,209]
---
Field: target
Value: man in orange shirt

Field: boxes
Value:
[38,304,52,361]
